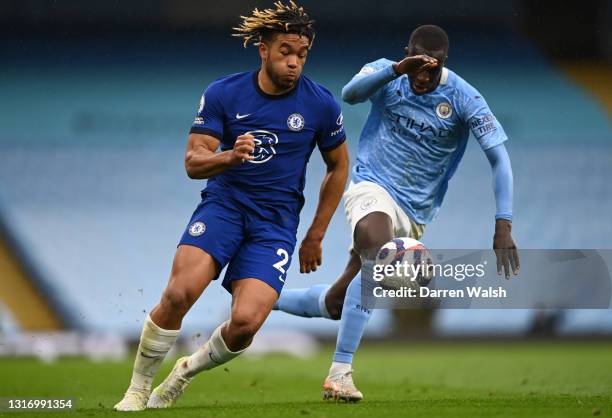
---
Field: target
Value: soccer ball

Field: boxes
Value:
[374,237,433,290]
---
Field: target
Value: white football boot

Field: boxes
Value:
[114,386,150,412]
[147,357,193,408]
[322,369,364,402]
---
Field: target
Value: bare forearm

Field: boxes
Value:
[184,132,256,179]
[306,165,348,239]
[185,149,234,179]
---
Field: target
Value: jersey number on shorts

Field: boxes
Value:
[273,248,289,280]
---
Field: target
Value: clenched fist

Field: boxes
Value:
[229,134,255,165]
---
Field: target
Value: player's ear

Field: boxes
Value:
[258,41,268,61]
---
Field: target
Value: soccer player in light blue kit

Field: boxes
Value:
[274,25,520,401]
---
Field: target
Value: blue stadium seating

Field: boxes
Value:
[1,35,611,336]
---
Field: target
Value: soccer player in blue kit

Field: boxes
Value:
[114,2,349,411]
[273,25,520,401]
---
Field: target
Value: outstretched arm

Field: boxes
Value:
[484,143,519,278]
[342,65,398,104]
[299,142,350,273]
[342,55,437,104]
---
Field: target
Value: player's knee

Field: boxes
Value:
[356,230,392,252]
[354,213,393,257]
[160,287,193,315]
[354,227,392,259]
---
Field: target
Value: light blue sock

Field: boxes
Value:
[273,284,331,318]
[332,260,374,364]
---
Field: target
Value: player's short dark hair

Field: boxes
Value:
[408,25,449,54]
[233,1,315,49]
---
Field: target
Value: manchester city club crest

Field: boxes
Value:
[189,221,206,237]
[436,102,453,119]
[287,113,305,131]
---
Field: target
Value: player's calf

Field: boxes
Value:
[224,312,264,351]
[150,277,276,407]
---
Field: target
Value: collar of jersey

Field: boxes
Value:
[252,70,300,100]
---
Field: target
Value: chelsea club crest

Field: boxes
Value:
[189,221,206,237]
[287,113,305,131]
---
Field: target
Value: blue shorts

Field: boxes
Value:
[179,192,297,295]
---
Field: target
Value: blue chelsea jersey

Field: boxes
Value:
[352,58,508,224]
[190,71,346,227]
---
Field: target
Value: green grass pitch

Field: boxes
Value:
[0,342,610,417]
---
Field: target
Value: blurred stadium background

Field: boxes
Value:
[0,0,611,361]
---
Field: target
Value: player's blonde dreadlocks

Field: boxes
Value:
[233,1,315,49]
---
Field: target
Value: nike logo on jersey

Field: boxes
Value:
[236,113,252,120]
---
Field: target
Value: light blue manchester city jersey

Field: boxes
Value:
[351,58,507,224]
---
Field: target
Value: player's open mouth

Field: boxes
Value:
[412,84,428,93]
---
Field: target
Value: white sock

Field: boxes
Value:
[318,286,332,319]
[329,361,352,376]
[183,321,247,378]
[130,315,180,391]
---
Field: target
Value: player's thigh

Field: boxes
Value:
[343,181,397,254]
[166,194,246,307]
[354,211,394,253]
[163,245,218,307]
[229,278,279,334]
